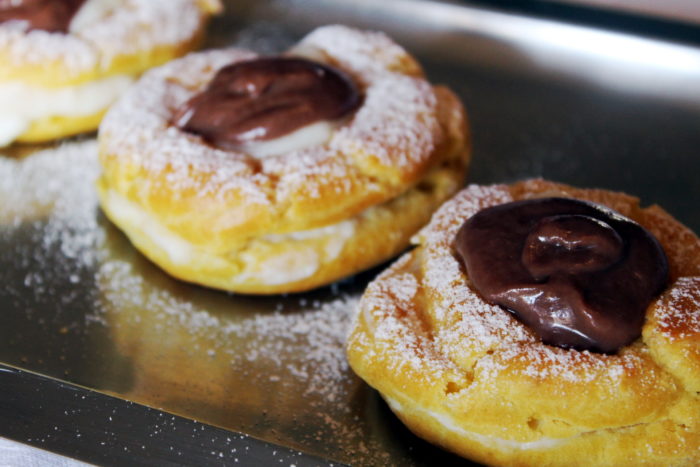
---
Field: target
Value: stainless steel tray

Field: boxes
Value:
[1,0,699,465]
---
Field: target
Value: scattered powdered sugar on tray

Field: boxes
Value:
[96,251,381,459]
[98,249,361,400]
[0,138,386,463]
[232,297,360,400]
[0,140,104,269]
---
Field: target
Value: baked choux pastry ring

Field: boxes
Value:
[97,25,470,294]
[0,0,221,146]
[347,178,700,466]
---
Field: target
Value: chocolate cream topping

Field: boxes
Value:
[455,197,669,353]
[0,0,86,33]
[174,57,362,151]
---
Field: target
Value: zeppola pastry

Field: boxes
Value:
[97,25,470,294]
[347,178,700,466]
[0,0,221,146]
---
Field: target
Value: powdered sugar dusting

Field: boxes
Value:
[331,76,440,171]
[0,0,210,77]
[261,145,357,203]
[0,140,104,269]
[474,342,647,386]
[99,25,445,232]
[76,0,204,69]
[232,296,360,400]
[0,21,96,73]
[651,277,700,340]
[412,183,512,247]
[641,206,700,279]
[97,251,385,458]
[0,139,392,463]
[358,261,454,382]
[100,48,271,203]
[414,184,538,367]
[98,253,360,400]
[293,25,422,84]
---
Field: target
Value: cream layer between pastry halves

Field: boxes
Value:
[0,74,135,146]
[103,189,356,286]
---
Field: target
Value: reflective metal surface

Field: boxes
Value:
[537,0,700,27]
[1,0,699,465]
[0,365,330,466]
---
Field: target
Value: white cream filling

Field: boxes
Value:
[241,219,357,285]
[263,219,355,244]
[105,189,356,285]
[0,74,135,146]
[105,189,196,265]
[0,116,28,148]
[236,121,337,159]
[288,44,327,63]
[384,396,569,452]
[237,248,322,286]
[69,0,121,34]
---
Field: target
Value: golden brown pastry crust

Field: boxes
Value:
[97,26,471,294]
[347,179,700,466]
[0,0,220,145]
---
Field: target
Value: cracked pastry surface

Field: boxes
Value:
[346,179,700,466]
[97,25,470,294]
[0,0,221,146]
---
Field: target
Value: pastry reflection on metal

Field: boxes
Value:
[97,215,365,447]
[98,225,362,452]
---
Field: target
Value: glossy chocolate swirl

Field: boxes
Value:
[0,0,86,33]
[174,57,362,151]
[455,197,669,353]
